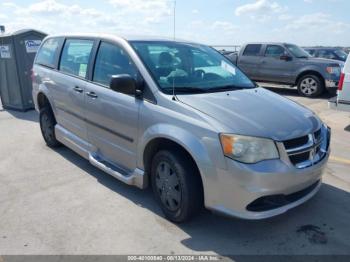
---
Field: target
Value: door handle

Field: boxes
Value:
[73,86,83,93]
[86,91,98,98]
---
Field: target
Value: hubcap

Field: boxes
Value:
[41,113,54,141]
[300,78,318,95]
[155,161,181,211]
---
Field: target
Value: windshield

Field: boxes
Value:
[285,44,311,58]
[334,49,348,60]
[130,41,255,94]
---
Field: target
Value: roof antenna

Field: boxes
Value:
[172,0,177,101]
[173,0,176,40]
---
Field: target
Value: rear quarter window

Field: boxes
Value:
[35,38,63,68]
[265,45,286,57]
[243,44,262,56]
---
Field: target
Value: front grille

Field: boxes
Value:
[283,135,309,150]
[246,180,320,212]
[289,152,310,165]
[282,126,330,169]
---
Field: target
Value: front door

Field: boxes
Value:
[84,41,140,172]
[259,45,295,84]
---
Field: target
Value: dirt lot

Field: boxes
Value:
[0,87,349,256]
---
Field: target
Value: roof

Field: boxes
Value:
[45,32,197,44]
[243,42,291,46]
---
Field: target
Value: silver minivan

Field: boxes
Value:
[32,34,330,222]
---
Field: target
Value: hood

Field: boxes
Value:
[301,57,344,66]
[177,88,322,141]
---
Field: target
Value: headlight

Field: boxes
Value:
[326,66,341,75]
[220,134,279,164]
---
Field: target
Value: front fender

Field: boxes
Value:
[295,65,326,82]
[138,123,227,208]
[137,123,214,170]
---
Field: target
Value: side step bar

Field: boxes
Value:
[89,154,147,189]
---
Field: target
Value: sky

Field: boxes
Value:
[0,0,349,47]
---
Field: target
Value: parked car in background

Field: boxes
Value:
[304,47,348,62]
[226,42,343,97]
[32,34,330,222]
[329,53,350,112]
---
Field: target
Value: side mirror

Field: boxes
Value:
[280,55,292,61]
[110,74,142,97]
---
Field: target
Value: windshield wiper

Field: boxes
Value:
[163,84,253,94]
[206,85,246,92]
[163,86,208,94]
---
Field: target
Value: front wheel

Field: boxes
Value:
[151,150,203,223]
[297,75,324,97]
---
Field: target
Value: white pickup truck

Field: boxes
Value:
[329,55,350,112]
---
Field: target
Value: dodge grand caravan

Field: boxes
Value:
[32,34,331,222]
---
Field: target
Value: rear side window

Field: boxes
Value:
[35,38,62,68]
[59,39,94,78]
[93,42,138,87]
[243,44,262,56]
[265,45,286,57]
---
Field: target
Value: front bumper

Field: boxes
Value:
[203,127,330,220]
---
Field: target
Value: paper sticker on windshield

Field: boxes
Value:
[221,60,236,75]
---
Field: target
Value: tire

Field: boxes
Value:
[39,106,61,148]
[297,74,324,97]
[151,150,203,223]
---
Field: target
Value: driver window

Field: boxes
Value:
[265,45,286,58]
[93,42,138,87]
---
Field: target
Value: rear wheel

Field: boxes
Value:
[39,106,61,148]
[297,75,324,97]
[151,150,203,223]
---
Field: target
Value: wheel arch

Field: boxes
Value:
[142,136,205,200]
[37,92,51,110]
[139,124,216,196]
